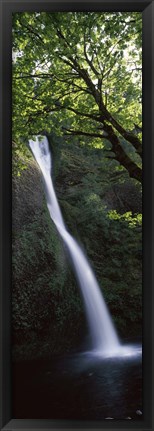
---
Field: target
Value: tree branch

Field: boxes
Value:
[63,123,142,182]
[61,105,101,122]
[20,23,44,43]
[55,35,142,159]
[62,127,103,139]
[71,82,91,95]
[99,106,142,157]
[14,73,54,79]
[83,34,99,76]
[101,122,142,182]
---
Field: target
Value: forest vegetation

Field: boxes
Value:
[12,12,142,360]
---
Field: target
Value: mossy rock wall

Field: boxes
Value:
[12,141,142,360]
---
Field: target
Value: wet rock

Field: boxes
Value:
[136,409,142,415]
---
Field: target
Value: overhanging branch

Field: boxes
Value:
[62,127,103,139]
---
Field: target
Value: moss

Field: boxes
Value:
[12,138,142,360]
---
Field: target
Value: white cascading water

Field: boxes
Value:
[29,135,121,356]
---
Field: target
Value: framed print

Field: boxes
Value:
[0,1,154,430]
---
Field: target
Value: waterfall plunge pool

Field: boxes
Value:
[84,343,142,359]
[13,342,142,421]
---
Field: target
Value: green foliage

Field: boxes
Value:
[12,180,84,359]
[12,137,142,360]
[108,210,142,225]
[54,141,142,338]
[12,11,142,180]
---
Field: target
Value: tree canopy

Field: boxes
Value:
[12,11,142,182]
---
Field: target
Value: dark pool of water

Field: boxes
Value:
[12,344,142,421]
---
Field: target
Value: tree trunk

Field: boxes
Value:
[104,123,142,183]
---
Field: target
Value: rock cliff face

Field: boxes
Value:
[12,160,44,231]
[12,140,142,361]
[12,156,85,360]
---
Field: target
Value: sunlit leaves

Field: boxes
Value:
[108,210,142,227]
[12,11,142,177]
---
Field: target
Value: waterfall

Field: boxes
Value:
[29,135,120,355]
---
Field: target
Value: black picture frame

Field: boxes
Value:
[0,0,153,430]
